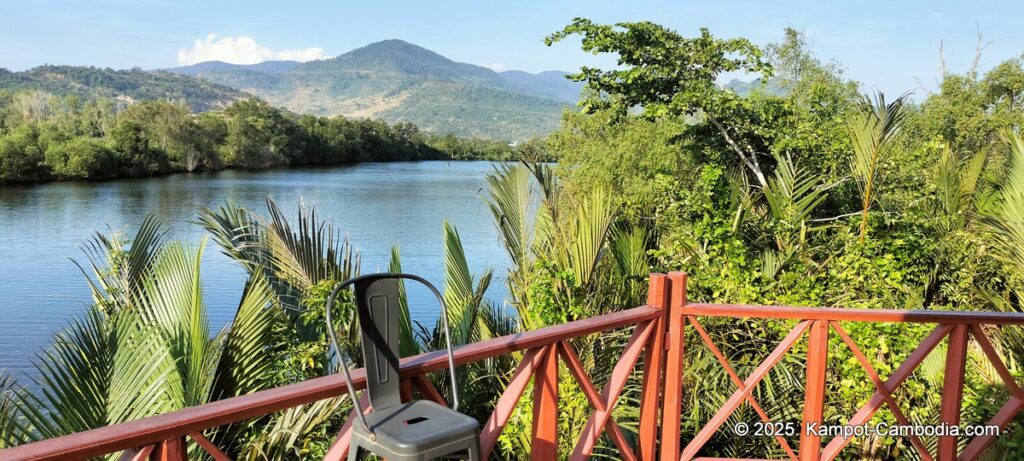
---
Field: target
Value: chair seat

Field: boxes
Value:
[356,400,480,456]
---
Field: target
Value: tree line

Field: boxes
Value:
[0,92,521,184]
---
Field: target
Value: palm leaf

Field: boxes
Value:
[984,131,1024,276]
[561,187,617,290]
[848,91,908,243]
[18,307,115,439]
[485,163,536,270]
[389,245,422,357]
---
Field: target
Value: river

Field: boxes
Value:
[0,161,509,379]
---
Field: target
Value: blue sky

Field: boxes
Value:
[1,0,1022,96]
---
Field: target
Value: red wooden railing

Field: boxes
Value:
[1,272,1023,461]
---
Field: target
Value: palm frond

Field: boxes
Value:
[441,221,494,346]
[72,214,169,313]
[0,375,27,447]
[560,187,617,290]
[848,91,908,243]
[763,152,830,241]
[235,397,344,461]
[485,163,536,270]
[17,307,115,440]
[197,202,266,271]
[211,275,278,399]
[134,239,217,407]
[983,131,1024,276]
[389,245,422,357]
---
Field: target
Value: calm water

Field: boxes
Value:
[0,161,508,379]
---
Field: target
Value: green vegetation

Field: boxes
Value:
[4,19,1024,460]
[0,65,243,112]
[540,19,1024,458]
[0,92,520,184]
[171,40,574,140]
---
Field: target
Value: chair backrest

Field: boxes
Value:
[351,275,403,410]
[326,272,461,427]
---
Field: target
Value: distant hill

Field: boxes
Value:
[725,78,788,97]
[498,70,583,103]
[165,60,302,76]
[166,40,581,140]
[0,65,244,111]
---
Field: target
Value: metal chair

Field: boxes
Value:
[325,273,481,461]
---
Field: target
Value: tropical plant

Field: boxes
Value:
[0,219,292,458]
[847,92,908,244]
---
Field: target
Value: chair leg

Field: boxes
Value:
[466,437,481,461]
[347,441,360,461]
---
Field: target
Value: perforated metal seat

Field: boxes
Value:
[326,273,481,461]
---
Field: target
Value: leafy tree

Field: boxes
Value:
[114,101,211,172]
[0,124,46,182]
[222,98,304,168]
[546,17,775,186]
[44,137,117,179]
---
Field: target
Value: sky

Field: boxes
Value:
[1,0,1022,96]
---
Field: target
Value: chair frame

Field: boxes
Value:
[324,272,462,440]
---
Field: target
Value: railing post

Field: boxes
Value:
[639,273,669,460]
[154,436,186,461]
[531,345,559,460]
[661,272,687,461]
[799,320,829,461]
[938,324,968,461]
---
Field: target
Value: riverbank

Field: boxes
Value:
[0,94,527,185]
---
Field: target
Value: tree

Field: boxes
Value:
[546,18,775,186]
[222,98,303,168]
[0,124,45,182]
[44,137,118,180]
[114,101,210,172]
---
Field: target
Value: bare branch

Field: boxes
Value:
[939,40,947,77]
[969,24,994,76]
[706,114,768,188]
[914,76,934,96]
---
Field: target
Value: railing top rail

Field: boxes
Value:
[685,303,1024,324]
[0,306,662,461]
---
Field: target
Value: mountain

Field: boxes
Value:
[167,40,579,140]
[725,78,788,97]
[498,70,583,103]
[165,60,302,76]
[0,65,244,111]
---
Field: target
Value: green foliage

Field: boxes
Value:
[7,19,1024,461]
[0,124,45,181]
[545,20,1024,459]
[847,92,908,243]
[545,17,769,119]
[0,91,513,183]
[44,137,117,179]
[0,65,242,112]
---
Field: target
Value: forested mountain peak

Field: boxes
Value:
[0,65,244,111]
[294,39,506,85]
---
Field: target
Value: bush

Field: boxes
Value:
[44,137,118,179]
[0,124,46,182]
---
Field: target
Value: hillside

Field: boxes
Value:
[0,65,244,111]
[167,40,580,140]
[498,70,583,103]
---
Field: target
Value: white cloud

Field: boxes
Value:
[481,63,508,72]
[177,33,324,65]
